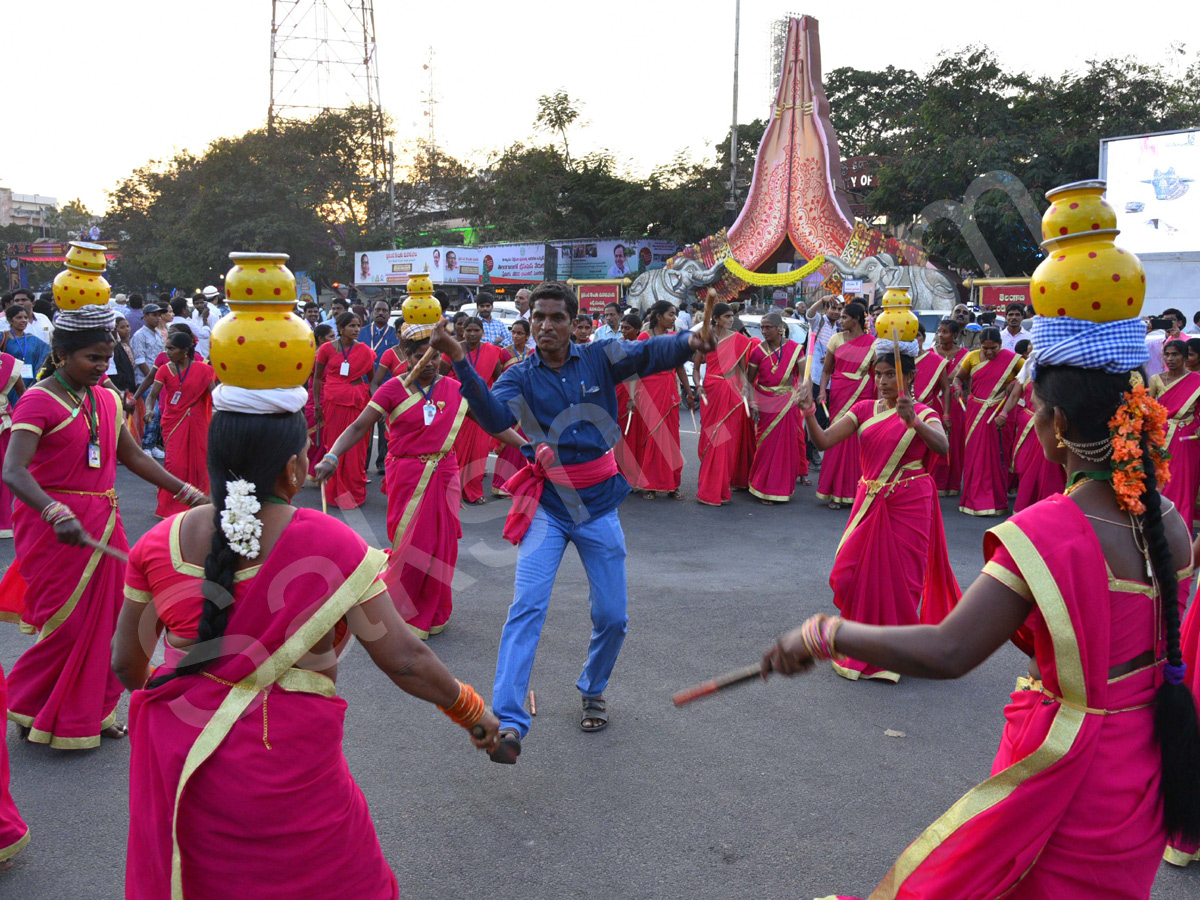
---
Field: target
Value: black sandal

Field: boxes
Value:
[581,695,609,732]
[489,728,522,765]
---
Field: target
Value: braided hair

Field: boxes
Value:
[148,409,308,686]
[40,327,115,380]
[1036,365,1200,842]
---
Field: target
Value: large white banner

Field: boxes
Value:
[354,247,481,286]
[550,239,677,280]
[1101,129,1200,256]
[481,244,549,285]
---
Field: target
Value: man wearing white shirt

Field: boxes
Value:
[999,301,1032,353]
[514,288,531,321]
[592,303,621,341]
[606,244,634,279]
[187,292,220,357]
[0,289,53,346]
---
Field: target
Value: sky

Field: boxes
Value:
[5,0,1198,216]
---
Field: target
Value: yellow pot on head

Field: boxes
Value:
[65,241,108,272]
[402,274,442,324]
[875,307,919,343]
[53,241,110,310]
[1030,180,1145,322]
[209,252,315,389]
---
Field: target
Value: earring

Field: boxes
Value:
[1055,428,1065,449]
[290,473,298,487]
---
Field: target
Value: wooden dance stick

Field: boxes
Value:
[672,663,762,706]
[402,344,438,390]
[321,480,328,516]
[80,533,129,564]
[529,690,537,716]
[891,327,905,397]
[689,404,698,433]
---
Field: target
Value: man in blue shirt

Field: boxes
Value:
[362,299,399,473]
[432,281,714,763]
[591,302,621,341]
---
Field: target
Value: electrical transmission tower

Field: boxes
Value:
[268,0,386,180]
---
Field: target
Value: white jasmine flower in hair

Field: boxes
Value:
[220,479,263,559]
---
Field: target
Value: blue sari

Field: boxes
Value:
[1,332,51,404]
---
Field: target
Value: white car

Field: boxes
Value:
[457,301,522,323]
[685,314,809,382]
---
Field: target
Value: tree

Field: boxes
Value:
[103,106,394,288]
[827,48,1200,275]
[534,91,583,169]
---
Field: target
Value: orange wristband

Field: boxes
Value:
[438,680,486,730]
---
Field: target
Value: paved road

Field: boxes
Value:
[1,431,1195,898]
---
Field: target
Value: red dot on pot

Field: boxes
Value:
[1070,202,1079,209]
[1059,227,1068,235]
[1039,286,1046,294]
[1088,252,1097,258]
[255,316,264,322]
[237,336,246,345]
[1092,302,1102,310]
[245,288,253,296]
[1111,274,1120,282]
[1057,308,1066,315]
[279,341,287,348]
[1070,282,1079,291]
[257,364,266,372]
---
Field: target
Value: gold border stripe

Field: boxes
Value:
[870,518,1089,898]
[390,399,467,553]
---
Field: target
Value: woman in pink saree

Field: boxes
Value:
[766,359,1200,898]
[113,406,500,899]
[816,302,875,508]
[632,302,689,499]
[0,664,28,870]
[954,326,1020,516]
[913,322,953,493]
[1149,338,1200,535]
[613,314,643,484]
[1,309,203,748]
[746,312,807,503]
[452,317,505,504]
[693,303,754,507]
[1003,372,1066,512]
[318,329,521,639]
[145,330,217,517]
[0,351,26,538]
[314,312,375,509]
[801,343,960,681]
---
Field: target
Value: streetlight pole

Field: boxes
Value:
[728,0,740,214]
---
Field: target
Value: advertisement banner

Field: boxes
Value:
[295,270,317,305]
[480,244,549,285]
[979,284,1031,310]
[551,239,676,280]
[355,247,481,286]
[1101,129,1200,256]
[576,283,622,314]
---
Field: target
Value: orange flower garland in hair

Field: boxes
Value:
[1108,380,1170,515]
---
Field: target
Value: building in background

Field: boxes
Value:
[0,188,58,238]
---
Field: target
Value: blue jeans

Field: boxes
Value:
[492,506,628,737]
[142,403,161,450]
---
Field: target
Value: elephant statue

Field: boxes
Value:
[825,253,959,310]
[626,258,726,313]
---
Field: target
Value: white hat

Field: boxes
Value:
[202,285,220,299]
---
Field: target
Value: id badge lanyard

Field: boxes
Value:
[171,360,192,405]
[415,376,439,426]
[13,335,31,380]
[54,372,101,467]
[339,341,353,377]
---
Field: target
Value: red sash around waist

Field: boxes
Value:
[502,444,619,545]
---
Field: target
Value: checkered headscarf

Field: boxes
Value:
[1027,316,1149,380]
[54,305,116,332]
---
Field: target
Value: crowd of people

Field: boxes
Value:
[0,272,1198,898]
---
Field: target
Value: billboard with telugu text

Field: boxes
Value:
[354,247,481,286]
[550,239,677,280]
[480,244,552,285]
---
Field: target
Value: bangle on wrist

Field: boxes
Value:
[438,680,487,730]
[323,452,338,466]
[41,500,78,527]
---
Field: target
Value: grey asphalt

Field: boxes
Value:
[1,430,1196,899]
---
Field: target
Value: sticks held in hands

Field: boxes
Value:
[672,663,763,706]
[402,345,438,390]
[80,533,129,564]
[891,327,905,396]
